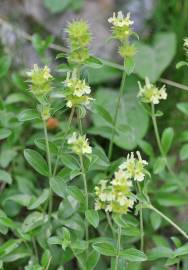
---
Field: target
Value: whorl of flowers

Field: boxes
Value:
[119,151,148,182]
[27,64,53,98]
[64,72,93,108]
[68,132,92,155]
[138,77,167,105]
[108,11,136,60]
[66,20,91,65]
[95,151,147,214]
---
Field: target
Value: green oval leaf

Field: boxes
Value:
[28,189,49,210]
[177,102,188,116]
[18,109,40,122]
[180,143,188,161]
[161,127,174,154]
[0,170,12,184]
[120,248,147,262]
[92,242,116,256]
[0,129,11,140]
[24,149,49,176]
[0,55,11,78]
[85,56,103,69]
[134,32,176,82]
[85,210,99,228]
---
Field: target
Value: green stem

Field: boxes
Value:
[32,237,39,262]
[151,103,164,156]
[115,225,122,270]
[149,204,188,240]
[53,107,75,176]
[77,109,83,135]
[106,212,115,236]
[137,182,144,251]
[151,104,185,192]
[79,153,89,241]
[108,60,126,160]
[177,260,180,270]
[42,116,53,217]
[45,257,52,270]
[76,108,89,241]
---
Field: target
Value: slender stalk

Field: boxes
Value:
[79,153,89,241]
[45,257,52,270]
[177,260,180,270]
[115,225,122,270]
[136,182,144,251]
[53,107,75,176]
[106,212,115,236]
[139,203,144,251]
[77,109,83,135]
[151,103,175,175]
[32,237,39,262]
[108,60,126,160]
[42,116,53,217]
[151,104,185,193]
[149,204,188,240]
[151,103,164,156]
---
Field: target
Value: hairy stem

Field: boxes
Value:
[108,60,126,160]
[77,109,89,241]
[149,204,188,240]
[79,153,89,241]
[115,225,122,270]
[53,107,75,176]
[77,109,83,135]
[137,182,144,251]
[42,116,53,217]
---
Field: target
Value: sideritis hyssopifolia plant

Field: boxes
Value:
[2,10,188,270]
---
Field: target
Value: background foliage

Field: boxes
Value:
[0,0,188,269]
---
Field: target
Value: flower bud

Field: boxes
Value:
[27,64,53,98]
[66,20,91,50]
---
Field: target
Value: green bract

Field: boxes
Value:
[27,64,53,98]
[66,20,91,65]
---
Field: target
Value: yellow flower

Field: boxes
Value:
[94,168,135,214]
[64,73,93,108]
[65,77,91,97]
[68,132,92,155]
[138,77,167,104]
[43,66,52,80]
[108,11,134,41]
[119,151,148,182]
[108,11,134,27]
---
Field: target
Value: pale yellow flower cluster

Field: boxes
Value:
[108,11,136,59]
[108,11,134,28]
[119,151,148,182]
[138,77,167,105]
[64,73,93,108]
[68,132,92,155]
[95,151,148,214]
